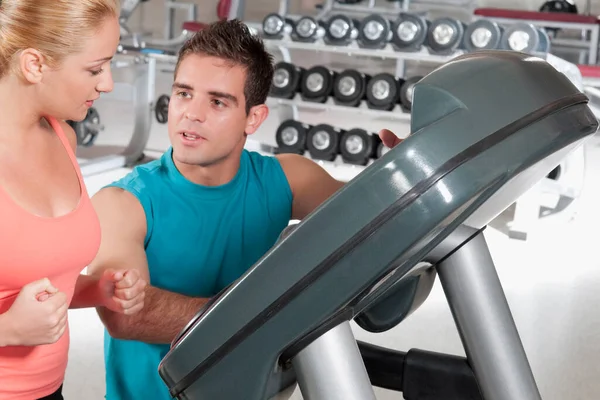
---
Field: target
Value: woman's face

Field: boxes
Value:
[32,16,121,121]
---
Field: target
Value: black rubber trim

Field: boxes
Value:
[168,92,587,397]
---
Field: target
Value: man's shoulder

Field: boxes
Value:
[244,149,287,176]
[107,158,165,193]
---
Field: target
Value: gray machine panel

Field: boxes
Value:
[158,51,598,399]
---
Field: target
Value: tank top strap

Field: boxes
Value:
[45,116,86,188]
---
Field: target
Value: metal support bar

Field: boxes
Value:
[228,0,244,20]
[291,321,376,400]
[435,231,542,400]
[78,57,154,177]
[164,1,198,40]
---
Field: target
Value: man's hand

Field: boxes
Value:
[379,129,403,149]
[98,269,147,315]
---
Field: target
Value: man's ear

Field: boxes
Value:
[245,104,269,136]
[18,48,46,84]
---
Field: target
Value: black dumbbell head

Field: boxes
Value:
[325,14,359,45]
[333,69,369,107]
[391,13,428,50]
[293,16,323,42]
[366,73,400,111]
[262,13,286,37]
[463,19,503,51]
[275,119,310,154]
[271,62,304,99]
[300,66,336,103]
[500,22,541,53]
[426,17,465,54]
[358,14,392,49]
[306,124,342,161]
[155,94,170,124]
[340,128,375,165]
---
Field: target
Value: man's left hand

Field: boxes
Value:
[99,269,147,315]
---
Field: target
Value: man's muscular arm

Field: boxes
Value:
[88,187,207,344]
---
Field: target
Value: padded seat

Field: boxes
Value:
[474,7,600,24]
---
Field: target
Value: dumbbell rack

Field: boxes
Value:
[251,17,463,176]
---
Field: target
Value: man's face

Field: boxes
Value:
[168,54,254,167]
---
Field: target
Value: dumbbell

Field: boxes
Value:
[155,94,170,124]
[539,0,578,37]
[333,69,370,107]
[463,19,504,52]
[300,66,337,103]
[262,13,294,39]
[358,14,394,49]
[270,62,305,99]
[339,128,379,165]
[399,76,422,112]
[275,120,310,155]
[366,73,402,111]
[500,23,551,54]
[426,17,466,55]
[375,141,391,159]
[68,107,104,147]
[291,16,326,42]
[306,124,342,161]
[391,13,429,52]
[324,14,361,46]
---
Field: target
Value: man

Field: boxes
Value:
[87,19,401,399]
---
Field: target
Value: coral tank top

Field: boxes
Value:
[0,116,101,399]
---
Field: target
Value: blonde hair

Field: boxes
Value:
[0,0,120,78]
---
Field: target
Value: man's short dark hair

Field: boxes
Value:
[175,19,274,114]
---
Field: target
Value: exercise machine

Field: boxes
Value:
[119,0,198,48]
[156,51,598,399]
[76,54,155,177]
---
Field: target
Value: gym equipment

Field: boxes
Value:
[365,73,401,111]
[500,23,551,54]
[324,14,360,46]
[539,0,578,14]
[119,0,150,37]
[300,66,336,103]
[357,14,393,49]
[375,141,390,158]
[262,13,293,39]
[463,19,503,52]
[391,13,429,52]
[539,0,578,37]
[270,62,304,99]
[306,124,341,161]
[339,128,375,165]
[76,53,154,177]
[67,107,103,148]
[332,69,369,107]
[426,17,466,55]
[155,95,170,124]
[120,0,196,48]
[399,75,423,111]
[274,120,310,155]
[158,50,599,400]
[291,16,325,42]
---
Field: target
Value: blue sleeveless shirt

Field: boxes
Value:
[102,148,293,399]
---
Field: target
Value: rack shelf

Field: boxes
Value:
[261,37,463,63]
[268,94,411,122]
[244,139,371,182]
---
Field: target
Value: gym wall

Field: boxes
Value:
[127,0,600,40]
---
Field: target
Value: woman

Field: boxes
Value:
[0,1,146,399]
